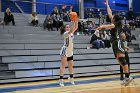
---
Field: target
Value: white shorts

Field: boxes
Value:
[60,46,73,57]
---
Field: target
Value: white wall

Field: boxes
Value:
[79,0,84,19]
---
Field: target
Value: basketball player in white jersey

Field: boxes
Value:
[59,17,79,87]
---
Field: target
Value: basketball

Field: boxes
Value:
[70,12,77,21]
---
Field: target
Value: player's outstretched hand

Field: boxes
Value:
[96,26,102,30]
[105,0,109,5]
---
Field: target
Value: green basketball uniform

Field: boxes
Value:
[110,26,125,57]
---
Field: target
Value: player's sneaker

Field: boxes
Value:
[120,77,124,81]
[121,76,134,86]
[58,79,64,87]
[68,77,75,85]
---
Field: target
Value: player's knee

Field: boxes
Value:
[118,57,127,66]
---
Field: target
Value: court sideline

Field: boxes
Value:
[0,73,140,93]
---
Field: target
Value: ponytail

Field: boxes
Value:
[60,25,65,35]
[113,14,122,28]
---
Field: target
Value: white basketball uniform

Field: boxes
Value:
[60,31,74,57]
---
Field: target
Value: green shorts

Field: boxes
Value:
[112,39,125,57]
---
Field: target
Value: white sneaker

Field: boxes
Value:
[58,79,64,87]
[68,77,75,85]
[121,76,134,86]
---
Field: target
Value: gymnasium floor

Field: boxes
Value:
[0,73,140,93]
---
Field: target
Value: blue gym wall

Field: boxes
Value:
[1,0,140,17]
[2,0,130,14]
[2,0,20,13]
[133,0,140,17]
[36,0,79,14]
[84,0,129,18]
[84,0,96,8]
[1,0,32,13]
[84,0,128,11]
[1,0,78,14]
[16,1,32,13]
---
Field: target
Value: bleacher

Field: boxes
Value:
[0,12,140,84]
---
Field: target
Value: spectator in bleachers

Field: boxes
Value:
[85,23,93,35]
[4,8,15,26]
[128,20,135,30]
[101,31,111,48]
[120,32,130,80]
[52,14,57,28]
[122,24,131,42]
[89,30,105,49]
[69,5,74,13]
[30,12,38,26]
[83,22,89,35]
[83,21,95,35]
[43,15,53,31]
[136,16,140,28]
[52,14,63,31]
[63,5,75,22]
[51,7,59,15]
[128,8,134,20]
[78,21,84,34]
[63,12,70,22]
[87,22,95,34]
[60,5,67,21]
[123,17,127,25]
[99,12,104,24]
[60,5,67,14]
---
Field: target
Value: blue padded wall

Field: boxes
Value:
[2,0,20,13]
[133,0,140,17]
[84,0,128,11]
[84,0,96,8]
[16,1,32,13]
[1,0,139,18]
[1,0,31,13]
[36,0,79,14]
[1,0,78,14]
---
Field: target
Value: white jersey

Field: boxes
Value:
[60,31,74,57]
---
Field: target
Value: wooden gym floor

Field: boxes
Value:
[0,73,140,93]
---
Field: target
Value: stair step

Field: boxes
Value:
[0,71,15,79]
[0,57,2,63]
[0,63,8,71]
[129,45,139,48]
[134,48,140,52]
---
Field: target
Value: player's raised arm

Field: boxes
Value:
[96,24,115,30]
[69,17,79,34]
[105,0,113,20]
